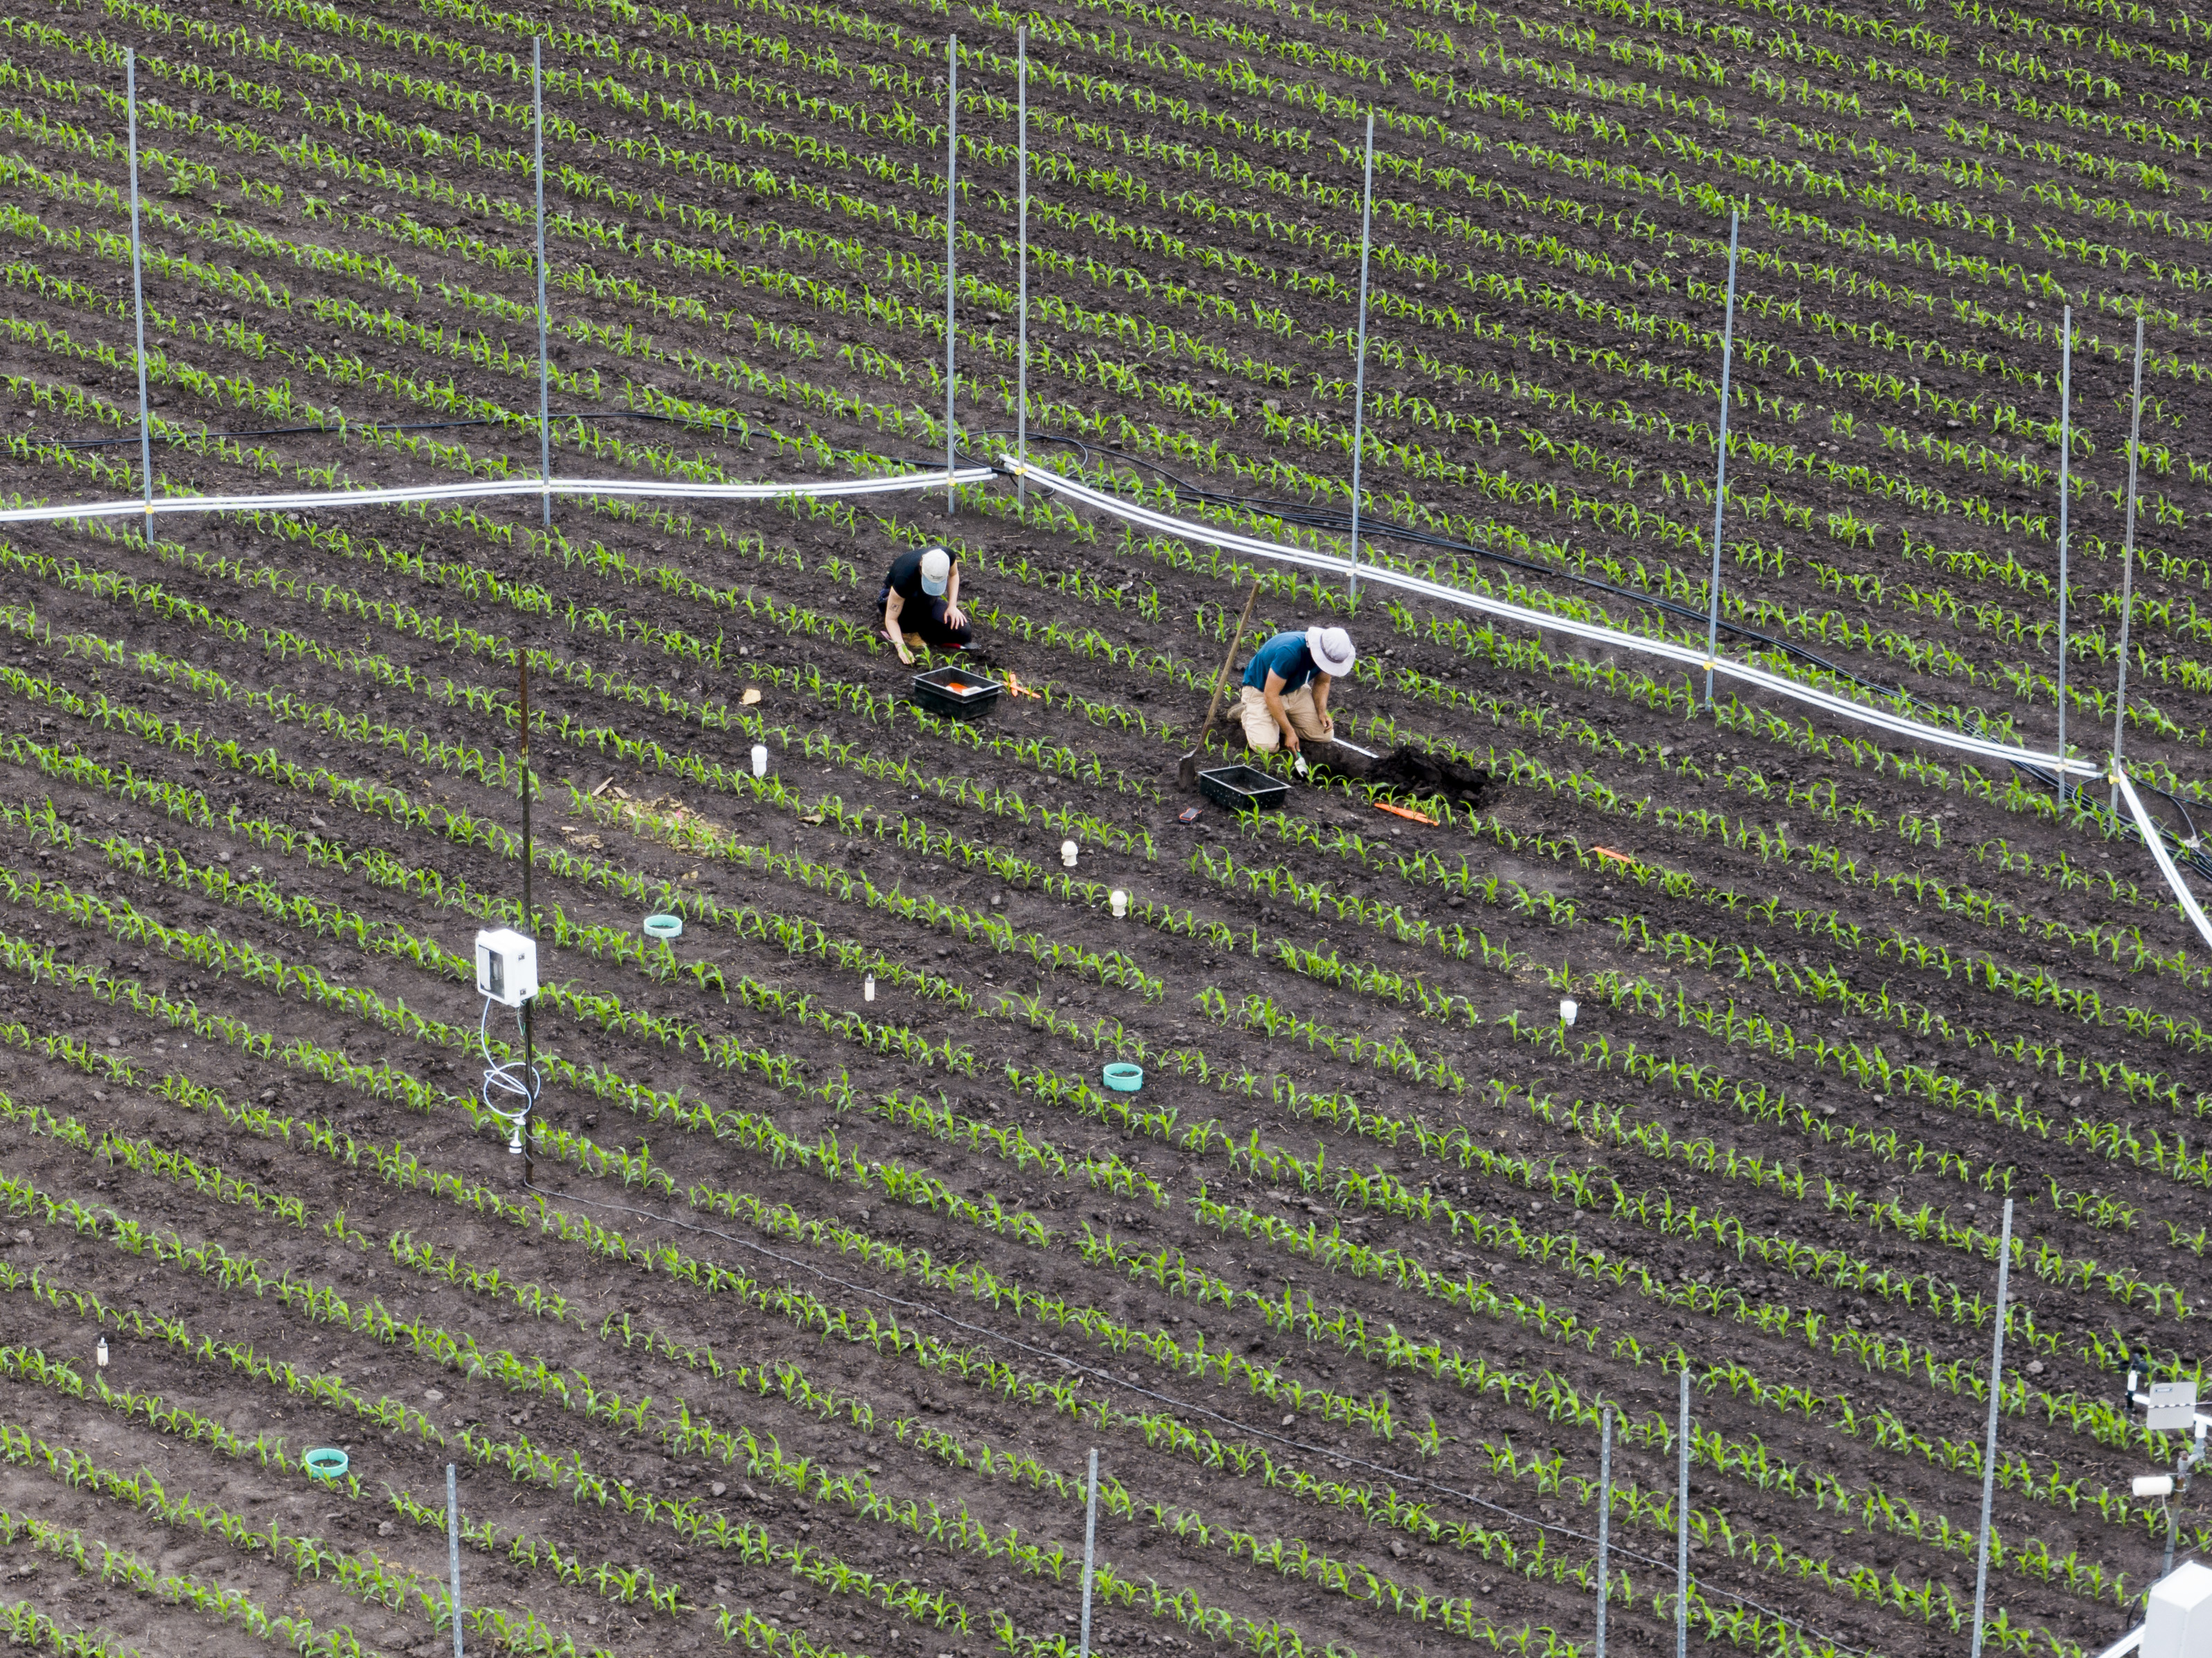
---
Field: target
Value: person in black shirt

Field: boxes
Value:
[880,545,971,665]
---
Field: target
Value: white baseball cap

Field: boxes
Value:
[920,547,952,596]
[1307,625,1355,676]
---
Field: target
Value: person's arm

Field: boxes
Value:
[943,560,965,626]
[883,590,914,665]
[1312,672,1335,736]
[1263,669,1300,751]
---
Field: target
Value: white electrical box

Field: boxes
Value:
[2148,1382,2200,1433]
[2146,1560,2212,1658]
[475,928,538,1007]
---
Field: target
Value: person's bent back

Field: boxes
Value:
[1239,625,1354,753]
[881,545,971,665]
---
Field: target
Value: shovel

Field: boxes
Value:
[1177,578,1263,791]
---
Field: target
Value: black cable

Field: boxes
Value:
[515,1157,1873,1655]
[984,429,2212,884]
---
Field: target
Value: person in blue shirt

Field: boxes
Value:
[1238,625,1355,754]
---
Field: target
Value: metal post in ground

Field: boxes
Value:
[2109,317,2147,814]
[533,38,552,531]
[943,33,958,515]
[1078,1447,1099,1658]
[446,1462,464,1657]
[123,48,154,518]
[1676,1365,1691,1658]
[1702,210,1742,711]
[1346,109,1376,611]
[1015,25,1027,508]
[2053,307,2072,803]
[1596,1407,1613,1658]
[517,654,533,1166]
[1968,1197,2015,1658]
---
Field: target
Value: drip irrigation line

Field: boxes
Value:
[983,431,2212,884]
[512,1162,1873,1657]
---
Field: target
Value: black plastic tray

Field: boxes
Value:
[1197,764,1289,812]
[910,664,1003,720]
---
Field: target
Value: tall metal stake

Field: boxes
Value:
[1968,1197,2015,1658]
[1702,210,1742,710]
[1015,25,1028,508]
[517,654,534,1168]
[1595,1407,1613,1658]
[533,38,552,531]
[943,33,958,515]
[123,49,154,518]
[446,1463,465,1657]
[1078,1448,1099,1657]
[2108,317,2147,814]
[2053,307,2072,803]
[1345,110,1377,611]
[1675,1366,1691,1658]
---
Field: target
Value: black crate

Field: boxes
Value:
[910,664,1003,720]
[1197,764,1289,812]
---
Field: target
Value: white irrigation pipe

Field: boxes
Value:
[0,468,996,528]
[1008,454,2103,781]
[2114,763,2212,950]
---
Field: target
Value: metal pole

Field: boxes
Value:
[943,33,958,515]
[517,653,533,1164]
[123,49,154,518]
[1676,1366,1691,1658]
[534,38,552,531]
[1346,110,1376,612]
[1596,1407,1612,1658]
[446,1462,464,1657]
[1702,210,1741,710]
[2108,316,2147,815]
[1968,1197,2015,1658]
[2053,307,2072,803]
[1015,25,1027,509]
[1078,1447,1098,1658]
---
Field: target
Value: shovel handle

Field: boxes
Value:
[1195,579,1263,756]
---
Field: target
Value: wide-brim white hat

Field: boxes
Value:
[1306,625,1355,676]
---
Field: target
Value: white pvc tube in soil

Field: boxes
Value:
[447,1462,464,1657]
[123,49,153,517]
[1702,209,1740,710]
[944,34,958,516]
[2109,316,2147,813]
[2054,308,2073,800]
[1008,455,2103,782]
[1596,1407,1612,1658]
[1078,1447,1099,1657]
[534,39,553,531]
[1346,111,1376,610]
[1015,26,1028,508]
[1968,1197,2015,1658]
[1676,1366,1691,1658]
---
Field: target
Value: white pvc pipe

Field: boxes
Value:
[2114,763,2212,950]
[0,467,996,526]
[1008,454,2102,780]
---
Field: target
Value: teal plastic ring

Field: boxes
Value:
[1101,1064,1144,1094]
[303,1447,349,1482]
[643,913,684,941]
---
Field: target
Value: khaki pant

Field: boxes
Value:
[1238,683,1328,752]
